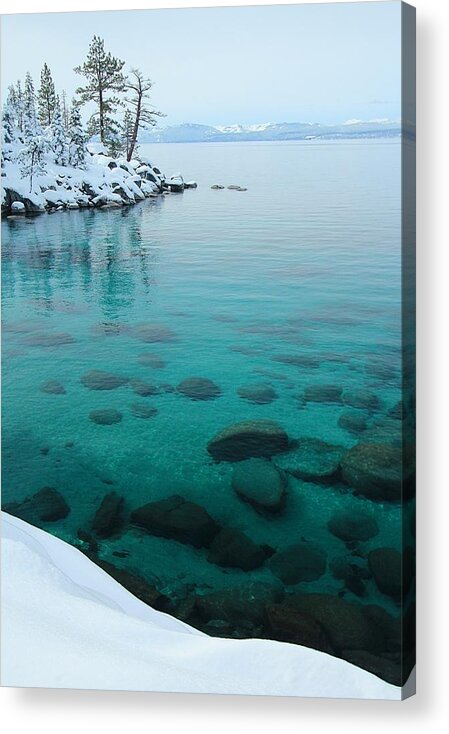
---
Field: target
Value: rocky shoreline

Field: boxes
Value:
[1,144,197,218]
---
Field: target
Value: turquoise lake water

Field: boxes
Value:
[1,139,413,668]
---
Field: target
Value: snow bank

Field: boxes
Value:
[0,513,406,698]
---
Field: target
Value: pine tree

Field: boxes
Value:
[23,72,37,135]
[2,103,15,145]
[74,36,126,153]
[51,96,68,165]
[124,68,164,162]
[68,103,86,168]
[2,103,16,163]
[37,63,56,128]
[13,81,24,133]
[61,90,69,131]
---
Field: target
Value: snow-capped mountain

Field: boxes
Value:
[139,119,407,144]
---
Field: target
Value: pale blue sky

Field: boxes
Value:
[1,2,402,126]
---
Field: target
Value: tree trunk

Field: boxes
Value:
[99,87,104,144]
[127,97,141,162]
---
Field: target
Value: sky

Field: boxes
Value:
[0,2,402,126]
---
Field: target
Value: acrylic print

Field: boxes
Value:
[0,1,416,699]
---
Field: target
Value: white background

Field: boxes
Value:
[1,0,448,731]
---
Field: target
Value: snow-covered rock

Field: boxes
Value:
[1,512,412,698]
[10,200,25,212]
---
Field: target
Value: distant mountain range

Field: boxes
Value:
[139,119,408,144]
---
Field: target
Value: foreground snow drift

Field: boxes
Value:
[1,513,408,698]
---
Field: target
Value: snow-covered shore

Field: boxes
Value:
[1,143,191,217]
[0,513,411,698]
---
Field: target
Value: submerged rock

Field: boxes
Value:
[327,510,379,543]
[338,411,368,434]
[207,528,267,571]
[177,377,221,401]
[195,582,283,627]
[339,649,403,687]
[284,593,384,654]
[232,459,287,513]
[207,419,289,462]
[342,389,381,411]
[275,438,344,483]
[130,402,158,419]
[269,543,327,584]
[137,352,166,369]
[92,558,170,613]
[132,323,177,343]
[340,443,405,501]
[81,370,129,391]
[92,491,124,538]
[40,379,66,395]
[131,494,220,548]
[4,487,70,523]
[303,384,343,404]
[89,409,122,425]
[130,378,159,397]
[237,382,278,405]
[265,602,333,654]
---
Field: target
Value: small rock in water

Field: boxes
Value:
[207,527,267,571]
[303,384,343,404]
[4,487,70,523]
[132,323,177,343]
[340,442,409,501]
[92,491,124,538]
[237,382,278,405]
[130,402,158,419]
[211,185,225,190]
[131,494,220,549]
[137,352,166,369]
[40,379,66,395]
[81,370,129,391]
[275,438,345,483]
[338,411,368,434]
[207,419,289,462]
[269,543,327,584]
[232,458,287,513]
[130,378,159,397]
[89,409,122,425]
[342,389,381,411]
[177,377,222,401]
[327,510,379,543]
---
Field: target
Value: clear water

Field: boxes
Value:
[2,139,407,621]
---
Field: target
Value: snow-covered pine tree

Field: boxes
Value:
[68,103,86,168]
[37,63,56,128]
[18,135,47,192]
[74,36,126,154]
[23,72,37,135]
[12,81,24,134]
[51,96,68,165]
[61,91,69,131]
[1,102,16,163]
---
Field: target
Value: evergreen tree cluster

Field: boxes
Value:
[1,34,164,189]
